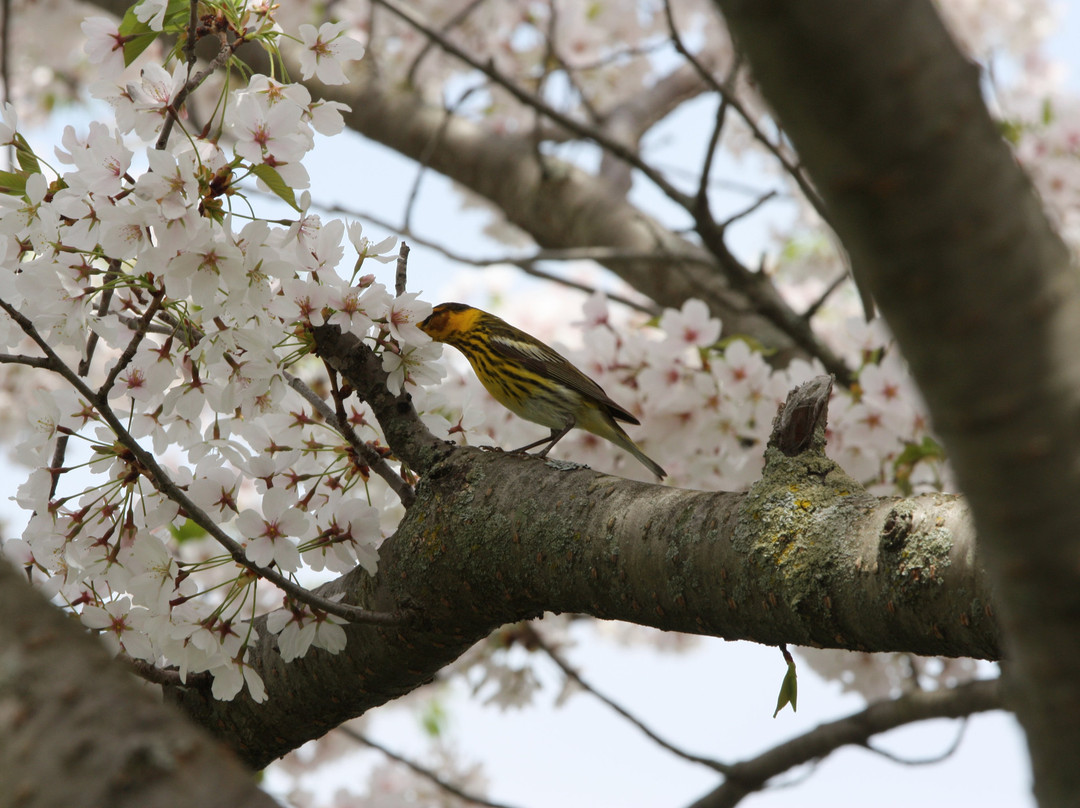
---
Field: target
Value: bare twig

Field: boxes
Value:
[78,262,120,377]
[663,0,827,220]
[717,189,777,230]
[541,4,602,126]
[403,83,484,234]
[687,679,1001,808]
[368,0,695,209]
[340,726,521,808]
[403,0,490,88]
[696,57,742,211]
[184,0,199,69]
[526,624,731,774]
[864,718,968,766]
[801,270,849,321]
[320,201,664,315]
[394,241,410,297]
[0,353,51,368]
[0,0,10,123]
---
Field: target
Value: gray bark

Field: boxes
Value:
[0,559,280,808]
[713,0,1080,804]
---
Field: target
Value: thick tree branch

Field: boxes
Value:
[170,349,999,768]
[0,558,280,808]
[687,678,1003,808]
[712,0,1080,804]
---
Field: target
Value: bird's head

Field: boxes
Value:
[419,302,484,344]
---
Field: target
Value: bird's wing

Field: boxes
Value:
[488,329,641,425]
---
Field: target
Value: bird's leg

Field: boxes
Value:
[535,423,573,457]
[511,423,573,457]
[510,434,553,453]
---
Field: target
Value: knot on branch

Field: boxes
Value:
[753,374,862,502]
[769,375,834,456]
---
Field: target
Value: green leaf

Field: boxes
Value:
[250,163,301,211]
[0,170,27,196]
[13,133,40,175]
[714,334,775,357]
[998,118,1023,146]
[118,6,160,66]
[419,698,448,738]
[894,435,946,469]
[169,518,208,543]
[773,658,798,717]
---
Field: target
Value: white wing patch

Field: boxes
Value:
[491,334,560,364]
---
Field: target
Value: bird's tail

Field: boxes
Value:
[587,413,667,480]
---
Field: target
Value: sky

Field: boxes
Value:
[6,2,1080,806]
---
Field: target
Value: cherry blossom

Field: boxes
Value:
[238,487,310,572]
[266,602,348,662]
[80,17,126,75]
[297,21,366,85]
[658,298,722,349]
[133,0,168,31]
[346,221,398,267]
[385,292,433,345]
[210,654,268,702]
[80,597,155,661]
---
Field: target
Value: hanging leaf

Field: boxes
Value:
[773,645,798,717]
[0,171,27,197]
[13,133,40,175]
[250,163,301,211]
[118,6,161,66]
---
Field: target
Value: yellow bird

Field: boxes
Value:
[419,303,666,479]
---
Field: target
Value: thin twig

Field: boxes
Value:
[404,0,490,88]
[663,0,828,220]
[320,201,665,315]
[50,267,121,499]
[689,679,1002,808]
[801,270,848,321]
[402,83,484,234]
[368,0,695,210]
[0,353,51,368]
[340,726,521,808]
[525,624,730,774]
[155,32,237,151]
[717,189,777,231]
[394,241,410,297]
[696,57,742,211]
[285,372,416,508]
[541,4,602,126]
[184,0,199,69]
[863,717,968,766]
[0,0,10,122]
[78,264,120,376]
[97,285,164,399]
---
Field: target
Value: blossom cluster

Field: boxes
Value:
[0,1,431,701]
